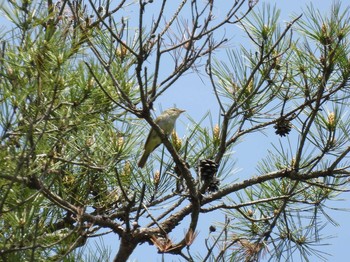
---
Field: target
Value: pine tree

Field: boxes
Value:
[0,1,350,261]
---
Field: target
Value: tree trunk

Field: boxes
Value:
[113,236,138,262]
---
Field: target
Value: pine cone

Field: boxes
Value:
[274,117,292,137]
[197,159,219,181]
[197,159,220,193]
[207,177,220,193]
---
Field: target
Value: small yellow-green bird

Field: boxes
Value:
[138,108,185,168]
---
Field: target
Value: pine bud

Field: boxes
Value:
[87,78,95,89]
[261,24,270,40]
[63,174,75,186]
[213,124,220,144]
[320,23,333,45]
[321,23,327,35]
[171,130,182,152]
[272,50,281,70]
[116,44,128,61]
[231,80,239,95]
[246,79,254,95]
[327,112,336,131]
[122,161,131,176]
[7,67,13,76]
[247,209,254,217]
[120,161,131,187]
[337,28,345,41]
[85,134,95,147]
[291,157,296,168]
[18,217,26,227]
[153,170,160,188]
[116,136,124,151]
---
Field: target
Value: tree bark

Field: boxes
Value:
[113,236,138,262]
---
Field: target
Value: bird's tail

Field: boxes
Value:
[138,151,150,168]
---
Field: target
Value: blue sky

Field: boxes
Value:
[1,1,349,261]
[135,1,350,261]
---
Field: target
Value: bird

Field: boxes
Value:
[138,108,185,168]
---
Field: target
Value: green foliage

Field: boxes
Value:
[1,1,350,261]
[206,2,350,261]
[0,1,140,260]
